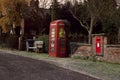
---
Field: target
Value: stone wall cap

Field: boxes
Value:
[70,42,91,46]
[92,33,105,36]
[106,45,120,47]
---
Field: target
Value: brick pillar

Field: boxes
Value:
[92,34,107,56]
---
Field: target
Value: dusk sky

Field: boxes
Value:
[38,0,84,8]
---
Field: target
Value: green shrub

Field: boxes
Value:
[0,43,8,48]
[36,35,49,53]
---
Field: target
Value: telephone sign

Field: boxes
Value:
[49,20,67,57]
[59,28,65,38]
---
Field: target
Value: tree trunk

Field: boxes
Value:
[51,0,58,21]
[0,27,2,36]
[118,27,120,44]
[88,32,91,44]
[88,17,94,44]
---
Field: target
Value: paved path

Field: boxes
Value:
[0,51,101,80]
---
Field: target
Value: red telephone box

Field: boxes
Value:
[49,20,67,57]
[96,36,101,54]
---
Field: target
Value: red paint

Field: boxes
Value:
[96,37,101,55]
[49,20,67,57]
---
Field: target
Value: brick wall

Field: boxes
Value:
[71,44,92,58]
[71,43,120,64]
[103,45,120,64]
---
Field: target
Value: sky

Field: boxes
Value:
[38,0,84,8]
[116,0,120,6]
[37,0,120,8]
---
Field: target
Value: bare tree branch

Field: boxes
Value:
[79,20,89,32]
[39,0,51,8]
[69,10,89,32]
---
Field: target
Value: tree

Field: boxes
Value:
[0,0,27,33]
[114,4,120,44]
[66,0,117,44]
[68,0,101,44]
[27,0,51,35]
[51,0,59,21]
[99,0,118,44]
[39,0,51,8]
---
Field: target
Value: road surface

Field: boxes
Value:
[0,51,101,80]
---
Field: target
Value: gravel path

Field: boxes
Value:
[0,51,101,80]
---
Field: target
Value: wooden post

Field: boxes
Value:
[18,18,25,50]
[18,37,22,50]
[12,21,16,34]
[20,18,25,36]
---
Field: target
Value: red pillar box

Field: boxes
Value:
[92,34,106,56]
[96,36,102,55]
[49,20,67,57]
